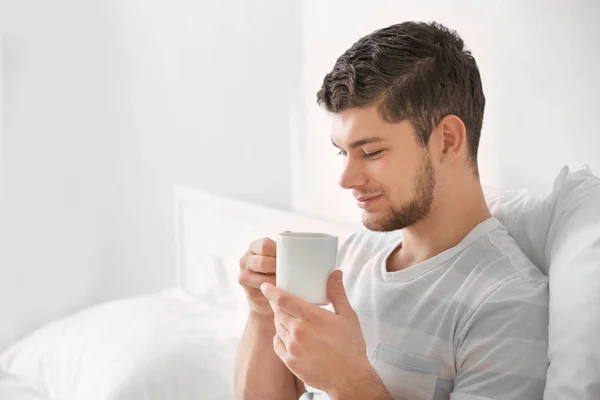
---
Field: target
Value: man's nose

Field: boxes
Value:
[338,159,367,189]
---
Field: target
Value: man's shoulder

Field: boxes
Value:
[472,222,548,287]
[455,224,549,314]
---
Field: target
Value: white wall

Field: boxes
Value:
[0,0,300,351]
[297,0,600,223]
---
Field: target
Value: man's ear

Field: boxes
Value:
[431,115,467,165]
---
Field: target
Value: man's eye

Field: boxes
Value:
[337,150,347,156]
[364,150,383,158]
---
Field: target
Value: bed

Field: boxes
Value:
[1,166,599,400]
[0,186,358,400]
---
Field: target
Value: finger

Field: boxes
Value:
[245,254,276,274]
[261,283,308,318]
[327,270,354,317]
[274,306,297,332]
[249,237,276,257]
[273,311,291,344]
[273,334,287,360]
[238,271,276,290]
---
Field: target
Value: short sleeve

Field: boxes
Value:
[453,277,549,399]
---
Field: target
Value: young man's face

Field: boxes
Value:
[331,105,436,232]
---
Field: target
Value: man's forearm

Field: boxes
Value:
[328,366,392,400]
[234,313,300,400]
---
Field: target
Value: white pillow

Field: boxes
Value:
[0,369,49,400]
[0,289,240,400]
[485,165,600,400]
[484,185,552,274]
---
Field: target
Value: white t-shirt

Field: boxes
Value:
[304,217,549,400]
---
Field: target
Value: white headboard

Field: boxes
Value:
[173,186,360,302]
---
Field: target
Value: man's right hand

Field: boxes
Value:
[238,237,277,317]
[237,236,307,399]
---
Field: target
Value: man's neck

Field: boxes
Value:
[387,180,492,272]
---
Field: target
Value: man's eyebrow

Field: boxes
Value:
[331,136,385,150]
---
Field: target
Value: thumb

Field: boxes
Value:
[327,270,352,316]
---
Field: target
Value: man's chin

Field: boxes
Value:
[362,209,422,232]
[362,212,397,232]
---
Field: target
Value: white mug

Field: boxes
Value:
[276,232,339,305]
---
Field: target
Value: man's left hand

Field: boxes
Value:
[261,270,384,397]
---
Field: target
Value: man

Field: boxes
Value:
[234,21,549,400]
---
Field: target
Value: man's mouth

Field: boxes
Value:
[355,194,383,209]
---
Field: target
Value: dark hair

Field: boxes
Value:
[317,21,485,171]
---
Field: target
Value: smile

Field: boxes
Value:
[356,194,383,209]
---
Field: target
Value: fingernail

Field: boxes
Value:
[260,283,268,293]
